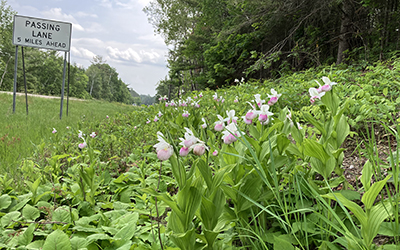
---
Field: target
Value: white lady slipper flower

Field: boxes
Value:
[213,92,218,100]
[257,105,274,124]
[201,118,207,128]
[78,130,85,138]
[320,76,337,92]
[153,132,173,161]
[222,123,241,144]
[182,110,190,117]
[254,94,265,107]
[267,89,282,105]
[214,115,225,131]
[179,127,198,148]
[224,110,238,124]
[309,87,326,104]
[234,78,240,83]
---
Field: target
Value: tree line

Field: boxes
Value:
[0,0,140,105]
[144,0,400,99]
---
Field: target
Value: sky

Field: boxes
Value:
[8,0,169,96]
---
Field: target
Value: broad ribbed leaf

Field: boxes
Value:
[0,194,11,210]
[42,229,71,250]
[361,175,391,210]
[22,204,40,221]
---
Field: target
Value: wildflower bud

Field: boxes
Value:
[157,147,173,161]
[179,147,190,157]
[193,145,206,156]
[320,84,332,92]
[214,123,224,132]
[268,96,278,105]
[245,111,257,120]
[258,114,268,122]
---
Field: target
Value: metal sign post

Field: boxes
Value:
[12,15,72,118]
[12,46,18,113]
[60,52,67,119]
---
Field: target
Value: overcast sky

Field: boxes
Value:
[8,0,169,96]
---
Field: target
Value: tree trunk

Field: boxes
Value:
[336,0,353,65]
[0,56,12,89]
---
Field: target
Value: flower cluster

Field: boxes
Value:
[309,77,337,104]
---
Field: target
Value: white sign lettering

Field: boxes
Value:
[12,15,72,52]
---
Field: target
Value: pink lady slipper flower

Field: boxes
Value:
[309,87,325,104]
[214,115,225,131]
[158,111,163,117]
[79,142,87,149]
[257,105,274,125]
[146,119,151,124]
[154,116,159,122]
[245,109,258,121]
[154,132,174,161]
[199,92,203,98]
[90,132,96,138]
[106,115,109,119]
[254,94,265,108]
[224,110,238,124]
[212,150,218,156]
[267,89,282,106]
[234,96,239,103]
[182,110,190,117]
[222,123,240,144]
[52,128,57,134]
[242,116,253,125]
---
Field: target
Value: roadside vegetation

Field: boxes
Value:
[0,60,399,249]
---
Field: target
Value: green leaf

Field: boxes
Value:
[322,193,367,226]
[303,139,330,164]
[1,211,21,228]
[0,194,11,210]
[361,175,391,210]
[52,206,72,224]
[273,235,295,250]
[114,223,137,240]
[22,204,40,221]
[42,229,72,250]
[26,240,45,249]
[70,236,88,250]
[303,112,326,136]
[18,223,36,246]
[360,161,373,191]
[276,133,290,155]
[336,115,349,147]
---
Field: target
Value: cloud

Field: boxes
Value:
[71,46,96,60]
[75,11,98,18]
[40,8,84,31]
[106,46,161,64]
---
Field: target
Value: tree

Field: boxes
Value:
[0,0,16,90]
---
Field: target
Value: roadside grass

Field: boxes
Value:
[0,93,135,178]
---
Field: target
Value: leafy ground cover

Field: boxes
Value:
[0,61,400,249]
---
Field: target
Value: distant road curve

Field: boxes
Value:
[0,91,85,101]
